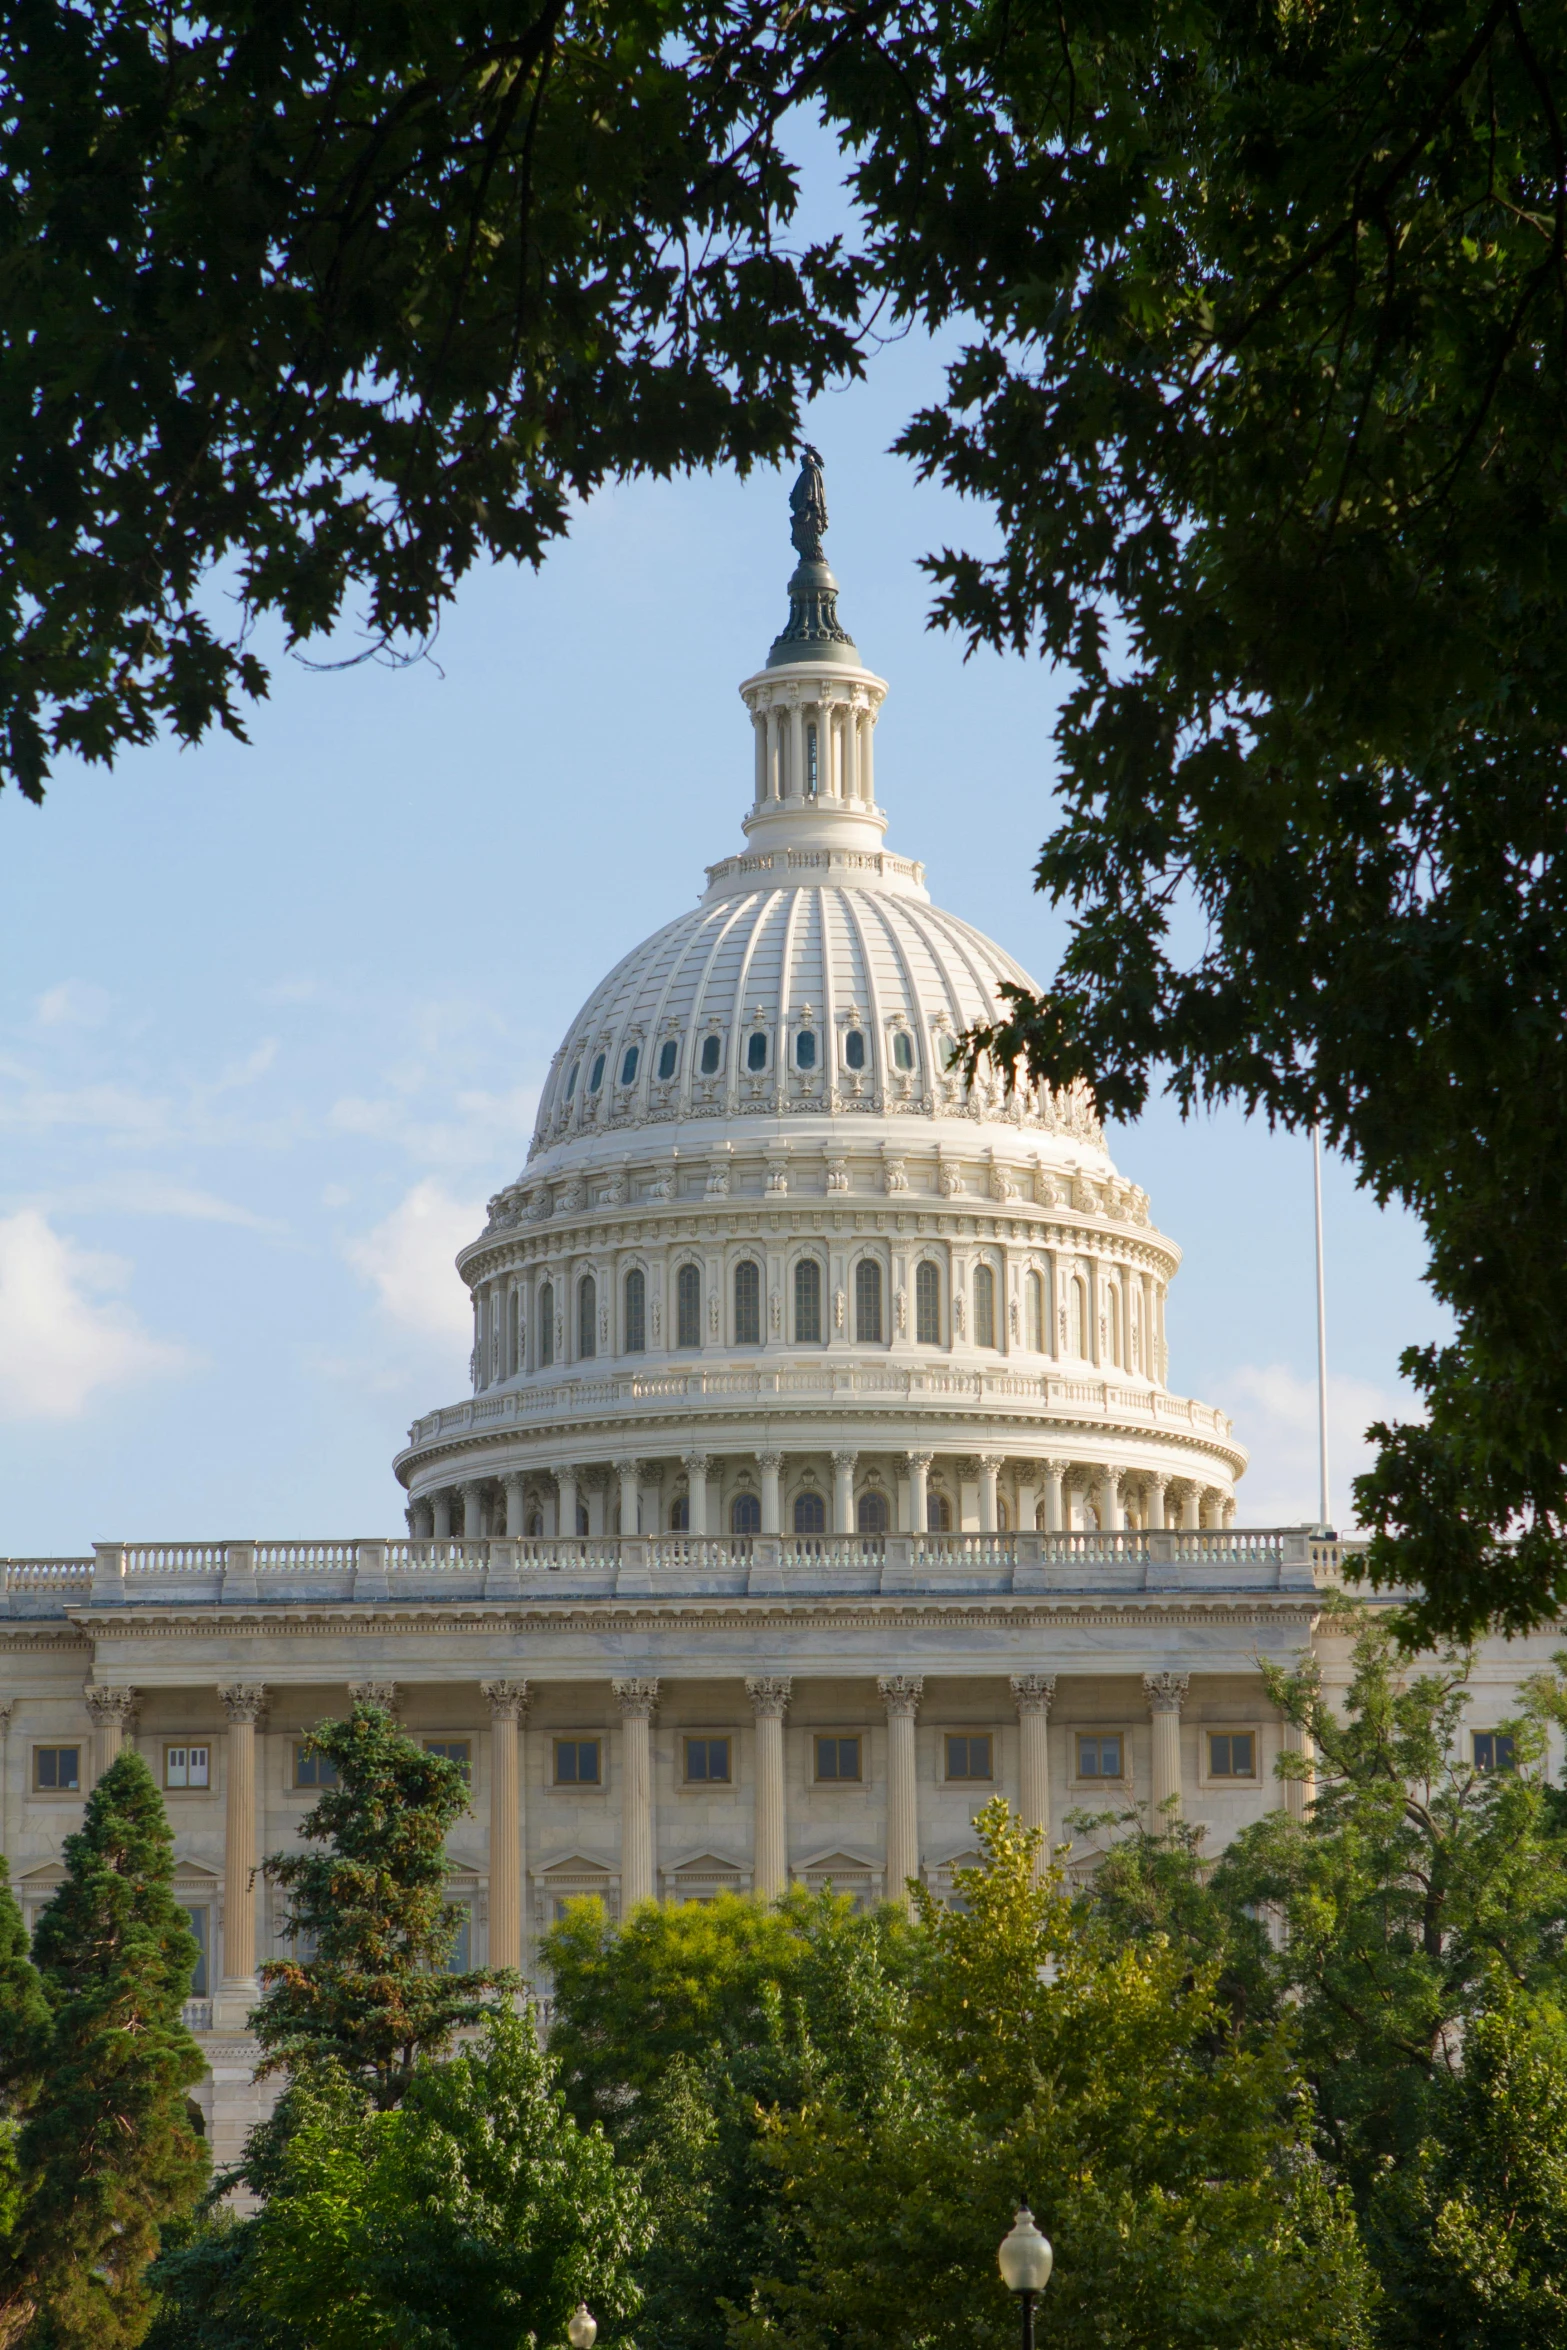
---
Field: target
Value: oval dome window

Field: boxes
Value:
[588,1053,606,1092]
[892,1029,916,1070]
[796,1030,817,1070]
[844,1029,866,1070]
[620,1045,639,1085]
[657,1039,678,1080]
[746,1030,768,1072]
[700,1034,722,1075]
[565,1061,580,1100]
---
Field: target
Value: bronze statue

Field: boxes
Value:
[789,444,828,563]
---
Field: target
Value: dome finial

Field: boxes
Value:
[768,446,859,668]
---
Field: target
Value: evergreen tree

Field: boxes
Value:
[0,1860,49,2116]
[0,1749,206,2350]
[254,1701,511,2111]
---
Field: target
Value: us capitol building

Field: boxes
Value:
[0,459,1546,2165]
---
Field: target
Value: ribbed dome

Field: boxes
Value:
[528,868,1096,1157]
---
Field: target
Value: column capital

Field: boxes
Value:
[1145,1470,1171,1493]
[481,1678,531,1722]
[612,1454,640,1478]
[975,1451,1005,1472]
[1011,1673,1057,1717]
[903,1450,934,1473]
[348,1679,399,1716]
[613,1675,661,1719]
[878,1673,924,1719]
[216,1681,268,1726]
[84,1684,139,1730]
[756,1448,784,1472]
[682,1450,711,1475]
[0,1700,13,1732]
[1041,1456,1070,1477]
[746,1675,794,1719]
[830,1447,858,1470]
[503,1469,526,1491]
[1143,1670,1190,1716]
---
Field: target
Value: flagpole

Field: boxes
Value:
[1312,1125,1331,1528]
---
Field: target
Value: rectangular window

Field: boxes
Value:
[915,1260,941,1345]
[446,1901,472,1972]
[293,1745,341,1790]
[425,1740,472,1780]
[554,1738,602,1787]
[1076,1733,1123,1780]
[684,1736,731,1785]
[181,1904,209,1997]
[1474,1731,1517,1773]
[1207,1732,1257,1779]
[945,1733,994,1783]
[815,1735,862,1783]
[33,1746,80,1793]
[794,1257,822,1343]
[164,1745,211,1790]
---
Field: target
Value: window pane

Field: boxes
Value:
[892,1029,915,1070]
[844,1029,866,1070]
[816,1736,861,1782]
[620,1045,639,1085]
[657,1039,678,1080]
[855,1258,883,1343]
[685,1737,731,1784]
[578,1274,597,1359]
[625,1267,646,1352]
[676,1264,702,1349]
[295,1747,340,1790]
[670,1494,689,1531]
[915,1260,940,1344]
[1028,1271,1044,1352]
[539,1282,555,1366]
[555,1739,601,1786]
[1078,1734,1121,1779]
[734,1259,761,1344]
[746,1030,768,1072]
[856,1491,888,1534]
[425,1741,472,1780]
[565,1061,579,1100]
[793,1491,826,1534]
[700,1033,722,1074]
[35,1746,80,1792]
[794,1257,822,1342]
[589,1053,605,1091]
[974,1264,996,1348]
[796,1029,817,1070]
[732,1493,761,1535]
[166,1747,189,1788]
[927,1491,951,1532]
[946,1734,994,1782]
[1475,1732,1517,1773]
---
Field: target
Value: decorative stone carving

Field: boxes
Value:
[84,1685,139,1729]
[1010,1674,1057,1716]
[883,1158,909,1194]
[481,1679,531,1721]
[877,1674,925,1718]
[612,1677,661,1719]
[1143,1671,1190,1715]
[826,1159,850,1193]
[216,1683,268,1725]
[348,1680,399,1715]
[746,1675,793,1718]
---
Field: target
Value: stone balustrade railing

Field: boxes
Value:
[0,1528,1354,1614]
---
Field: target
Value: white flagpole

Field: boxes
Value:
[1312,1125,1331,1528]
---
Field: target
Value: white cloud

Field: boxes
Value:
[41,1174,279,1229]
[328,1083,538,1168]
[0,1210,193,1421]
[35,980,111,1028]
[344,1181,480,1341]
[1225,1360,1410,1532]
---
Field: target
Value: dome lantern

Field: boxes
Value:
[737,449,891,861]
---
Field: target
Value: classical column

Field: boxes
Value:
[1011,1675,1057,1861]
[831,1449,858,1534]
[1145,1474,1169,1531]
[905,1451,932,1537]
[613,1678,660,1911]
[788,699,805,797]
[758,1450,782,1536]
[1179,1482,1201,1530]
[1282,1717,1317,1819]
[1144,1672,1189,1829]
[461,1479,487,1539]
[84,1685,139,1782]
[683,1452,710,1537]
[1041,1458,1067,1534]
[481,1680,530,1975]
[433,1488,453,1539]
[843,699,861,800]
[0,1700,11,1864]
[504,1473,526,1538]
[862,702,876,801]
[557,1465,579,1539]
[878,1675,924,1908]
[1098,1466,1123,1532]
[747,1676,793,1900]
[614,1457,640,1537]
[215,1683,268,2026]
[977,1455,1002,1534]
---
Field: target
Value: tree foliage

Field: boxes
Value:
[0,0,862,801]
[811,0,1567,1637]
[254,1700,508,2111]
[0,1750,206,2350]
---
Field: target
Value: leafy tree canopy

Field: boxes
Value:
[255,1700,509,2112]
[814,0,1567,1638]
[0,0,861,801]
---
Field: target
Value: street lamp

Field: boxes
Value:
[567,2308,598,2350]
[997,2203,1054,2350]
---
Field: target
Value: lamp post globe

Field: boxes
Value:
[567,2307,598,2350]
[998,2205,1053,2350]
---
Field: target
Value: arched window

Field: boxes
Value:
[1105,1283,1122,1368]
[844,1028,867,1071]
[620,1044,639,1086]
[891,1028,916,1071]
[746,1029,768,1073]
[927,1491,952,1532]
[793,1491,826,1534]
[577,1273,597,1359]
[973,1263,996,1349]
[857,1490,888,1534]
[855,1257,883,1343]
[915,1260,941,1345]
[565,1061,580,1100]
[1070,1275,1088,1358]
[1027,1269,1045,1353]
[796,1029,817,1070]
[624,1268,646,1353]
[539,1282,555,1367]
[794,1257,823,1343]
[657,1038,679,1081]
[997,1498,1010,1530]
[588,1052,605,1092]
[732,1492,761,1535]
[669,1493,690,1531]
[700,1033,722,1075]
[576,1500,590,1535]
[526,1509,544,1538]
[676,1264,702,1350]
[734,1259,761,1345]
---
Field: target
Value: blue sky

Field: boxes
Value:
[0,329,1446,1553]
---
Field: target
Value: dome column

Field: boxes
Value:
[758,1450,783,1536]
[1041,1459,1067,1535]
[432,1489,453,1539]
[557,1465,579,1540]
[904,1451,932,1537]
[503,1473,525,1538]
[1145,1473,1169,1530]
[977,1455,1002,1534]
[831,1449,857,1534]
[614,1458,639,1537]
[1098,1466,1124,1532]
[461,1478,487,1539]
[683,1451,710,1537]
